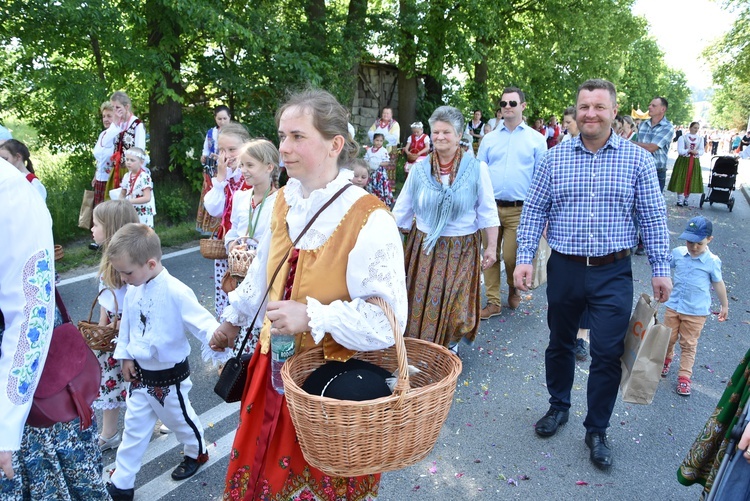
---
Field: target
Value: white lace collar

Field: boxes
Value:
[283,169,354,209]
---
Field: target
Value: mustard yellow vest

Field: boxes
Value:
[258,188,388,361]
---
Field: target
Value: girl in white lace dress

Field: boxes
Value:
[90,200,140,451]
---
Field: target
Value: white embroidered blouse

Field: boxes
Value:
[224,189,278,250]
[203,166,245,218]
[113,268,227,370]
[0,165,55,451]
[221,171,408,352]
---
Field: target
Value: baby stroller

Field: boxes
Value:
[700,156,739,212]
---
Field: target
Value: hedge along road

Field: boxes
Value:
[57,157,750,500]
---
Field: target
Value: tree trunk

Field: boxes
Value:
[89,34,106,82]
[468,42,491,112]
[343,0,368,107]
[146,1,183,178]
[305,0,327,54]
[423,0,448,109]
[423,75,442,109]
[397,0,418,145]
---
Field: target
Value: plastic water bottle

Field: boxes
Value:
[271,334,295,394]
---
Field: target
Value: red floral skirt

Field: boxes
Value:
[223,344,380,501]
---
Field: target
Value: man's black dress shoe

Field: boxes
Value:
[171,453,208,480]
[534,408,569,437]
[585,432,613,469]
[106,482,134,501]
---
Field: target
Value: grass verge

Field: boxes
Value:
[56,220,201,274]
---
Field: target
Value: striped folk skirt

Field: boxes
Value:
[404,227,481,347]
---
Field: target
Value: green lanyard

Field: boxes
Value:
[246,187,271,239]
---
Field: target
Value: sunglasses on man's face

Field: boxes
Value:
[500,100,519,108]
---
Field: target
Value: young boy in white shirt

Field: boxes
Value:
[106,223,225,501]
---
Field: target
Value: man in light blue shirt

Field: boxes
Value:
[477,87,547,318]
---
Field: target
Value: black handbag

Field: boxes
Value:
[214,184,352,402]
[214,350,253,403]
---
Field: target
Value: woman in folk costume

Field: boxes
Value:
[367,107,400,152]
[92,101,119,208]
[0,164,110,499]
[677,346,750,497]
[402,121,431,175]
[210,89,407,500]
[668,122,704,207]
[203,122,252,317]
[392,106,499,353]
[196,105,231,234]
[105,91,146,198]
[464,109,485,154]
[367,107,400,192]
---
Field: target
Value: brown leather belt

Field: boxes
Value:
[555,249,631,267]
[496,200,523,207]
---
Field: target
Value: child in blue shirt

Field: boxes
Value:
[662,216,728,396]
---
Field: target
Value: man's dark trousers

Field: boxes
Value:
[544,251,633,433]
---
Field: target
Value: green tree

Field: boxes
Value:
[705,0,750,129]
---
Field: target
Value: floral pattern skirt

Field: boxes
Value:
[223,346,380,500]
[92,311,126,410]
[215,258,229,318]
[93,349,127,409]
[403,227,481,347]
[0,418,110,500]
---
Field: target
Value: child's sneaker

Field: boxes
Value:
[661,358,672,377]
[677,377,691,396]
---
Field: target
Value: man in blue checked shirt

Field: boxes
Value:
[513,79,672,471]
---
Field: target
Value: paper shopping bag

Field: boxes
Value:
[530,237,551,289]
[620,294,670,404]
[78,190,95,230]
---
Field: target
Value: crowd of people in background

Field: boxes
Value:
[3,76,750,500]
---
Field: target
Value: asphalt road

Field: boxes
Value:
[57,152,750,500]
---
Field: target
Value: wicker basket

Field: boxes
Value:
[54,244,64,261]
[199,230,228,260]
[227,237,257,278]
[281,297,462,477]
[78,289,120,352]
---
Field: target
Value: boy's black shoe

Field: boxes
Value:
[106,482,134,501]
[171,453,209,481]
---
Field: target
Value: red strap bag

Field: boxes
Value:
[26,290,102,429]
